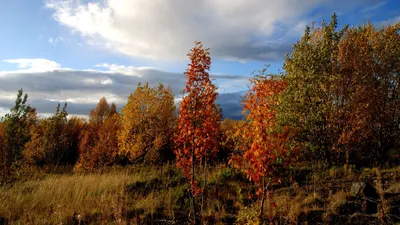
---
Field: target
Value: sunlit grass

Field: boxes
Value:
[0,166,162,224]
[0,165,399,224]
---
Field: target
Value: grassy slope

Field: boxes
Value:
[0,165,399,224]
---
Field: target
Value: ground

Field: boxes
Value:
[0,164,399,224]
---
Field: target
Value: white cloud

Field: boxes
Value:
[45,0,381,61]
[45,0,328,61]
[94,63,159,77]
[360,1,387,13]
[48,37,65,46]
[2,58,63,74]
[379,15,400,26]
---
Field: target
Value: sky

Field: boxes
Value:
[0,0,399,119]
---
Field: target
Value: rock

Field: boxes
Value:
[350,182,366,197]
[350,180,378,214]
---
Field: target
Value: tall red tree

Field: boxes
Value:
[230,73,295,219]
[174,41,221,222]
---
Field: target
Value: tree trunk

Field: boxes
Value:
[191,148,198,224]
[201,156,208,220]
[259,176,267,220]
[345,149,350,173]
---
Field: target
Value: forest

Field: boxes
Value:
[0,15,400,224]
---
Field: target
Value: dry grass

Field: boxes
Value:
[272,192,303,222]
[133,191,167,215]
[236,189,323,224]
[1,165,399,224]
[387,183,400,193]
[236,206,260,225]
[0,164,237,224]
[0,166,163,224]
[325,190,347,216]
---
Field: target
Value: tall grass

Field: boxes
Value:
[1,165,399,224]
[0,166,161,224]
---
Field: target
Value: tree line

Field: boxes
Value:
[0,14,399,222]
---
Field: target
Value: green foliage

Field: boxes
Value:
[1,89,37,180]
[0,121,6,180]
[279,14,344,164]
[279,15,400,166]
[24,103,79,166]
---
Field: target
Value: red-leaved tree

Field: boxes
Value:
[230,73,296,219]
[175,41,221,222]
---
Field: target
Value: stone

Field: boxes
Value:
[350,182,366,197]
[350,180,378,214]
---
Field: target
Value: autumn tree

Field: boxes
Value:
[119,83,176,165]
[174,42,221,222]
[218,118,247,163]
[279,14,346,166]
[230,73,295,219]
[364,23,400,164]
[65,117,84,164]
[89,97,117,125]
[24,103,78,166]
[76,97,120,169]
[1,89,37,178]
[330,23,376,165]
[334,22,400,165]
[0,121,6,180]
[280,14,400,167]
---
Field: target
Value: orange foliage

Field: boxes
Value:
[175,42,221,195]
[241,75,290,182]
[24,104,81,166]
[329,23,400,164]
[218,118,247,162]
[76,97,120,169]
[229,74,296,216]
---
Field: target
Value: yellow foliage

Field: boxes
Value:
[118,83,176,164]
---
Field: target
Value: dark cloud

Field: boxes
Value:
[217,91,246,120]
[214,42,294,62]
[0,68,249,119]
[0,98,96,116]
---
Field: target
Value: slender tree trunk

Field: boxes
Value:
[191,148,198,224]
[201,155,208,220]
[259,176,267,220]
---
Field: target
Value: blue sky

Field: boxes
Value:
[0,0,399,119]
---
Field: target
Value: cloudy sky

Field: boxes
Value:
[0,0,399,119]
